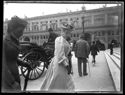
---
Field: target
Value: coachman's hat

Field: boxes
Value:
[48,28,53,32]
[7,16,28,32]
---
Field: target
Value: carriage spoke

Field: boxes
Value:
[23,68,28,74]
[35,68,40,76]
[33,70,36,79]
[22,67,28,73]
[34,69,38,78]
[37,67,43,72]
[31,70,34,79]
[23,68,28,75]
[29,70,33,79]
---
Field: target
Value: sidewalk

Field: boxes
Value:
[20,51,116,92]
[71,51,115,92]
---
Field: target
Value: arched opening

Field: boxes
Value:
[24,36,30,42]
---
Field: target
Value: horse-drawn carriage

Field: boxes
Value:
[18,41,54,81]
[17,40,55,90]
[18,28,58,82]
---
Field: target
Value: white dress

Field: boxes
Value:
[40,36,75,92]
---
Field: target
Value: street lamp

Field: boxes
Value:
[82,16,85,33]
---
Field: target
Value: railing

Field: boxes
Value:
[104,48,121,92]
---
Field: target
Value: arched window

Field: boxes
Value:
[32,36,34,40]
[112,30,114,35]
[77,34,79,37]
[37,36,39,40]
[98,32,101,36]
[116,31,119,35]
[108,31,111,35]
[102,31,105,36]
[50,23,57,30]
[24,36,30,42]
[71,34,72,37]
[74,34,76,37]
[41,35,43,39]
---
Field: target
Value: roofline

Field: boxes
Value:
[25,6,121,21]
[4,5,121,23]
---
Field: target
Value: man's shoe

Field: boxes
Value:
[83,73,88,76]
[79,74,82,77]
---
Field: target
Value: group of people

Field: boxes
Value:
[2,16,100,92]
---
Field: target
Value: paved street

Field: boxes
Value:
[20,51,115,92]
[71,51,115,92]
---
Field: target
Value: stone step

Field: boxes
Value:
[113,53,120,60]
[114,51,120,54]
[105,52,120,69]
[104,52,121,91]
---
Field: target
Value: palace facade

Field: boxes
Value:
[4,5,122,49]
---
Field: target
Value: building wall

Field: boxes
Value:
[4,6,122,48]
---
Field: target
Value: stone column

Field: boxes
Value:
[105,14,108,25]
[31,36,33,42]
[39,35,40,45]
[92,15,94,25]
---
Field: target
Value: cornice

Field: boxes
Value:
[4,6,121,23]
[25,6,121,21]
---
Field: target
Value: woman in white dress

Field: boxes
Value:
[40,24,75,92]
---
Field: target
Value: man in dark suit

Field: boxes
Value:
[48,28,58,43]
[47,28,58,50]
[75,34,90,77]
[2,16,28,92]
[90,41,99,65]
[66,36,73,75]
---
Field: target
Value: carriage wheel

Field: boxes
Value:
[20,51,46,80]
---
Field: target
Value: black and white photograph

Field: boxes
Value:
[2,1,124,93]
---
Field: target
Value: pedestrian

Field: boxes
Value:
[72,40,76,51]
[75,34,90,77]
[40,23,75,92]
[2,16,28,92]
[110,42,114,55]
[66,36,73,75]
[90,41,99,65]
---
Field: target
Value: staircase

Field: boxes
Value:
[104,48,121,92]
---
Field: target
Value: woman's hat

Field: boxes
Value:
[60,23,73,30]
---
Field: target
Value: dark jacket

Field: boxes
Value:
[110,43,113,50]
[90,44,99,56]
[2,35,21,91]
[48,32,58,43]
[75,39,90,58]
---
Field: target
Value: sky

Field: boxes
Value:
[4,2,119,21]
